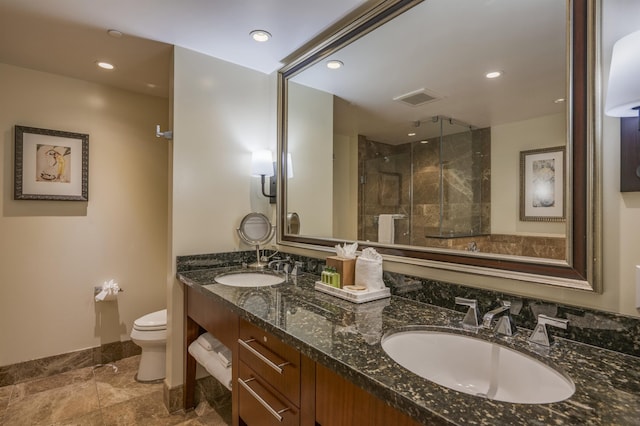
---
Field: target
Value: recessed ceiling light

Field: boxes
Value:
[420,140,429,144]
[326,60,344,70]
[107,29,123,38]
[485,71,502,79]
[554,98,566,104]
[250,30,271,42]
[96,61,115,70]
[408,132,416,137]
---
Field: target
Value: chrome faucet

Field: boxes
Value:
[528,314,569,347]
[482,301,517,336]
[454,297,481,328]
[268,258,291,273]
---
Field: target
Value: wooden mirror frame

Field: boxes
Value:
[277,0,601,291]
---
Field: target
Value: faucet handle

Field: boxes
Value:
[494,302,517,336]
[291,261,304,276]
[528,314,569,347]
[455,297,481,328]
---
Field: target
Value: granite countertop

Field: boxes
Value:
[178,267,640,425]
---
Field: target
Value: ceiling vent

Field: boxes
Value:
[393,88,440,107]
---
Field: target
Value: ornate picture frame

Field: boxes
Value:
[14,125,89,201]
[519,146,565,222]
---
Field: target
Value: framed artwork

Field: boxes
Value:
[14,125,89,201]
[520,146,565,222]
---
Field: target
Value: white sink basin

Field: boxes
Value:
[214,271,284,287]
[381,329,575,404]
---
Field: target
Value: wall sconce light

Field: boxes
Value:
[251,150,276,203]
[605,29,640,192]
[251,150,294,204]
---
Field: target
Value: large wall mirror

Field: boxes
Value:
[277,0,600,291]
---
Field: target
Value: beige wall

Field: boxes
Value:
[333,133,358,240]
[0,63,169,367]
[491,113,566,236]
[287,82,333,237]
[168,47,276,388]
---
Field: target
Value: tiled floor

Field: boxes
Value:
[0,356,228,426]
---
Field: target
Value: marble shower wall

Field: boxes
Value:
[358,127,491,245]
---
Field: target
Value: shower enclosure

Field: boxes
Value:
[358,116,490,247]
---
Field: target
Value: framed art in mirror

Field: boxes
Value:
[14,125,89,201]
[519,146,566,222]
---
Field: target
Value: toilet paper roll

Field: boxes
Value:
[95,289,118,302]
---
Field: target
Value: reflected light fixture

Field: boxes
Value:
[250,30,271,42]
[327,60,343,70]
[485,71,502,79]
[605,29,640,191]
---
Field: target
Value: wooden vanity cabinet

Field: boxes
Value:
[184,285,239,411]
[184,286,421,425]
[237,318,315,426]
[315,363,422,426]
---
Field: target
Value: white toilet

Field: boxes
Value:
[130,309,167,382]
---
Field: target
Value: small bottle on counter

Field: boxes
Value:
[321,267,332,285]
[321,267,341,288]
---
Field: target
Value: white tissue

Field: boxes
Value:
[335,242,358,259]
[95,279,120,302]
[355,248,385,290]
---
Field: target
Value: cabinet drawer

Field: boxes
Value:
[238,361,300,426]
[239,319,300,405]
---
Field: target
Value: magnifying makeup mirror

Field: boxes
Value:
[237,212,275,269]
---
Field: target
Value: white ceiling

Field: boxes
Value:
[0,0,373,98]
[291,0,568,142]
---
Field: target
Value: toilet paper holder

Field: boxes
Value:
[94,279,123,302]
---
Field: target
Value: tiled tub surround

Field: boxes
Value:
[177,253,640,425]
[358,128,491,246]
[424,234,566,260]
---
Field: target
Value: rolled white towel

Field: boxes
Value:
[197,332,223,352]
[197,332,232,368]
[203,354,232,391]
[217,346,231,368]
[188,341,232,391]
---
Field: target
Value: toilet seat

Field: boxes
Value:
[134,309,167,331]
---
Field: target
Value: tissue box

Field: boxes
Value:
[326,256,355,287]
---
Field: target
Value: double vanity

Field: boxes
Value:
[178,255,640,425]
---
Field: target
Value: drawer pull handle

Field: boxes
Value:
[238,377,290,422]
[238,338,290,374]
